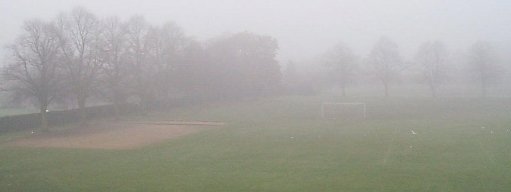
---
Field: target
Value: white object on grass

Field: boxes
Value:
[321,102,366,119]
[410,130,417,135]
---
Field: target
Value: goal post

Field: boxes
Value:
[321,102,366,120]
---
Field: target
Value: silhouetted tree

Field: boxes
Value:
[205,32,281,98]
[325,42,358,96]
[173,40,211,99]
[1,7,289,129]
[125,16,154,110]
[415,41,448,97]
[2,20,62,131]
[145,22,188,104]
[97,16,130,118]
[55,7,102,125]
[368,37,402,97]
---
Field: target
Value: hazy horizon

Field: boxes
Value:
[1,0,511,63]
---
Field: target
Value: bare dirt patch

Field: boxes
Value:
[9,121,222,150]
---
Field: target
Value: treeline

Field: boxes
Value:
[1,7,281,131]
[284,37,507,97]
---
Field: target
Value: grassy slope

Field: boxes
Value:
[1,96,511,192]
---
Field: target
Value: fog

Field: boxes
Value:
[3,1,511,191]
[2,0,511,62]
[1,0,511,110]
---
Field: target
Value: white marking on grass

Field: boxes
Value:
[410,130,417,135]
[490,130,494,134]
[481,126,486,129]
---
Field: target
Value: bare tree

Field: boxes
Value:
[367,37,402,97]
[125,16,154,110]
[2,20,61,131]
[415,41,448,97]
[205,32,280,98]
[469,41,498,97]
[97,16,129,118]
[55,7,102,124]
[324,42,358,97]
[146,22,188,103]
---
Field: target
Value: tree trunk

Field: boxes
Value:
[77,94,87,126]
[140,92,151,115]
[40,105,49,132]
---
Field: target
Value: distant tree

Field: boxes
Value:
[173,40,210,98]
[124,17,189,109]
[282,60,320,95]
[324,42,358,96]
[283,60,297,88]
[206,32,281,98]
[97,16,130,118]
[124,16,155,110]
[55,7,102,125]
[145,22,188,104]
[469,41,499,97]
[415,41,448,97]
[1,7,287,127]
[2,20,62,131]
[367,37,402,97]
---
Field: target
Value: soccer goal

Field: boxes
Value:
[321,102,367,120]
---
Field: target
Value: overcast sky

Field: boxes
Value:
[1,0,510,63]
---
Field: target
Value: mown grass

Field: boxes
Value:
[1,95,511,191]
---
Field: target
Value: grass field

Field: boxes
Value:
[1,95,511,191]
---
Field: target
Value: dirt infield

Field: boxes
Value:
[9,121,222,150]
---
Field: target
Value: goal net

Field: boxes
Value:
[321,102,366,120]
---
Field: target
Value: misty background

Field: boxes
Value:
[1,0,511,63]
[2,1,511,191]
[1,0,511,113]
